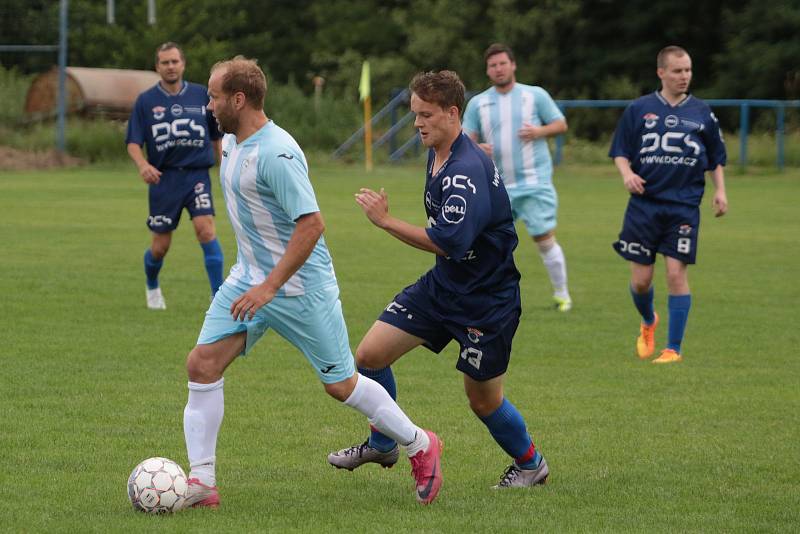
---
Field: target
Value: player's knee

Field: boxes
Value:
[354,344,381,369]
[323,375,357,402]
[186,346,222,383]
[195,226,216,243]
[535,235,556,253]
[151,243,169,259]
[630,279,651,294]
[466,392,503,418]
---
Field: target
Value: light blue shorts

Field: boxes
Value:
[507,184,558,237]
[197,281,356,384]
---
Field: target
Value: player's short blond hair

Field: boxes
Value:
[657,46,689,69]
[211,56,267,109]
[409,70,465,114]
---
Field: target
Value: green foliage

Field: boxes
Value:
[4,0,800,102]
[1,162,799,531]
[0,65,32,123]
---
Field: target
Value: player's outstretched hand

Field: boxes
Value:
[230,284,276,321]
[713,190,728,217]
[138,163,163,184]
[355,187,390,228]
[622,172,646,195]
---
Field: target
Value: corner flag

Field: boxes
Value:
[360,61,372,171]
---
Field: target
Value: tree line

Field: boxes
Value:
[2,0,799,104]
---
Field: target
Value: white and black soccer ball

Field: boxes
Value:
[127,457,188,513]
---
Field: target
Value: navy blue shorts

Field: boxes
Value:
[613,195,700,265]
[147,168,215,233]
[378,280,520,381]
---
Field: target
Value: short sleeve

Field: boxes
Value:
[258,149,320,221]
[534,87,565,125]
[703,109,727,169]
[608,104,637,159]
[425,165,490,260]
[125,96,145,145]
[462,96,481,138]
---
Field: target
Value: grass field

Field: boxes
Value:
[1,160,799,532]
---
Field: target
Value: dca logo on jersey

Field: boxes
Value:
[194,182,205,194]
[467,327,484,344]
[644,113,659,129]
[442,195,467,224]
[152,106,166,120]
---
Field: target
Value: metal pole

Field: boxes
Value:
[107,0,115,24]
[148,0,156,25]
[56,0,68,154]
[776,105,785,171]
[739,103,749,168]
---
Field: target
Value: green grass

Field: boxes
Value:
[1,161,798,532]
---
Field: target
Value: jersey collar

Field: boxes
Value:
[428,132,466,178]
[654,90,692,108]
[156,80,188,97]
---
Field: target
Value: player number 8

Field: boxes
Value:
[677,237,691,254]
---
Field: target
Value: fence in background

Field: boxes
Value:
[333,93,800,169]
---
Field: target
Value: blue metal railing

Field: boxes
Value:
[334,95,800,169]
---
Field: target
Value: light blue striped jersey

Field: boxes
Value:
[463,83,564,189]
[218,121,337,295]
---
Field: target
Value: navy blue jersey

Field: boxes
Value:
[609,92,726,206]
[125,81,221,170]
[422,133,521,326]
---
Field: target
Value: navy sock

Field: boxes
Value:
[479,398,540,469]
[144,249,163,290]
[667,294,691,353]
[630,285,655,325]
[200,239,224,296]
[359,367,398,452]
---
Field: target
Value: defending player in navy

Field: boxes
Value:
[328,70,550,489]
[609,45,728,364]
[126,42,224,310]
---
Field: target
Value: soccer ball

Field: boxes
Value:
[127,457,188,513]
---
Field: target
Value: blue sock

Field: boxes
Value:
[359,367,398,452]
[144,249,163,290]
[667,294,691,353]
[630,285,655,325]
[200,239,224,296]
[479,398,540,469]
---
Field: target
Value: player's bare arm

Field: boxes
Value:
[710,164,728,217]
[614,156,646,195]
[126,143,162,184]
[467,131,493,157]
[355,187,446,256]
[518,118,567,141]
[230,211,325,321]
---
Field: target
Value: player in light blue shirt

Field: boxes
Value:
[463,43,573,312]
[180,57,442,508]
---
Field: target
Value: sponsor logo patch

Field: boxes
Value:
[152,106,166,120]
[442,195,467,224]
[644,113,659,129]
[171,104,183,117]
[665,115,679,128]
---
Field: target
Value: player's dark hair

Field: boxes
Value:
[484,43,515,63]
[155,42,185,65]
[409,70,465,114]
[657,45,689,68]
[211,56,267,109]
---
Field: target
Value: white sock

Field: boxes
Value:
[183,378,224,486]
[404,429,431,458]
[538,238,570,300]
[344,374,420,449]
